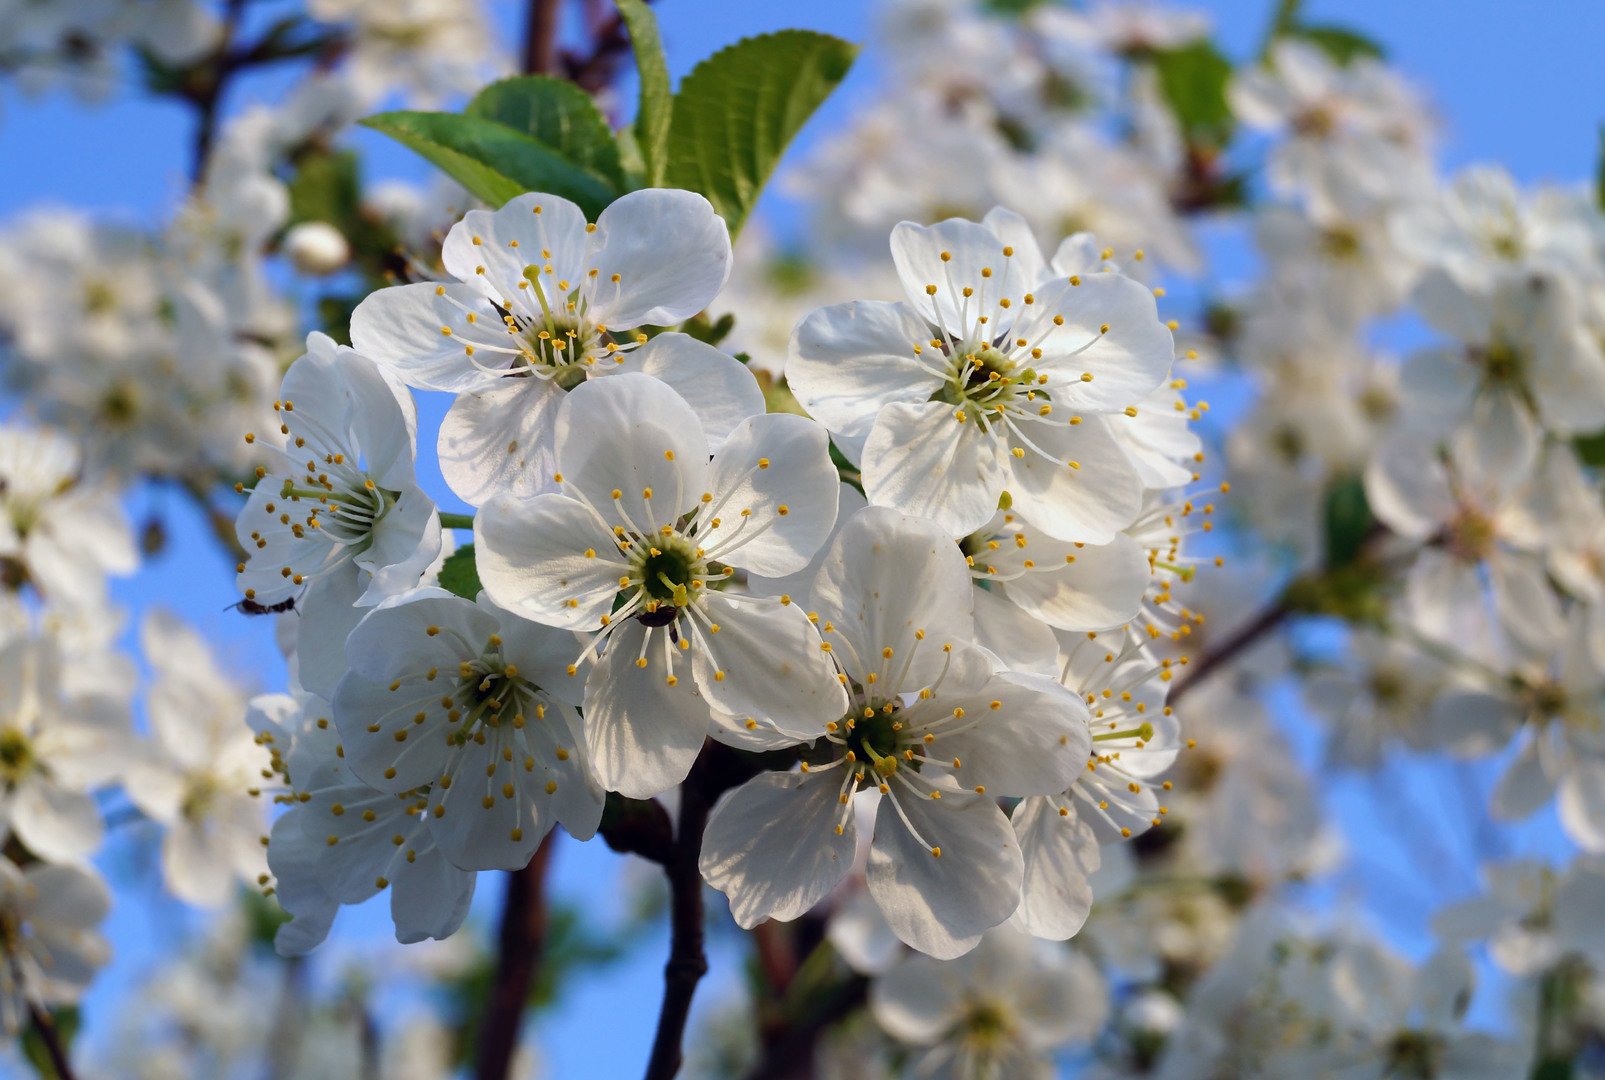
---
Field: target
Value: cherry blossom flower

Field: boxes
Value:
[234,332,441,696]
[870,924,1108,1077]
[475,373,845,798]
[0,424,136,608]
[333,588,602,871]
[350,189,761,504]
[0,858,110,1035]
[788,209,1172,542]
[699,506,1089,958]
[125,611,271,907]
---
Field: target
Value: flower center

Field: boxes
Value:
[1447,509,1495,562]
[931,341,1041,430]
[0,729,34,782]
[451,640,540,740]
[1478,340,1524,385]
[959,1000,1016,1048]
[843,705,903,766]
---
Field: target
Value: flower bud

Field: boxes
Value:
[283,221,350,276]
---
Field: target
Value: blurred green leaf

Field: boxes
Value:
[617,0,672,186]
[21,1007,79,1080]
[1322,472,1374,567]
[438,544,483,601]
[1151,41,1235,150]
[360,112,618,217]
[1292,24,1385,64]
[1597,126,1605,212]
[287,149,361,226]
[663,30,858,238]
[467,75,624,188]
[1577,428,1605,466]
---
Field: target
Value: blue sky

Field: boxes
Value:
[2,0,1602,1074]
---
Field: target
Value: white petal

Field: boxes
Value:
[699,770,856,927]
[997,532,1148,631]
[582,620,709,798]
[427,729,550,871]
[691,594,846,740]
[1365,434,1457,540]
[787,301,943,442]
[867,788,1023,959]
[10,779,102,862]
[355,484,441,603]
[1558,761,1605,852]
[704,412,840,577]
[474,494,622,629]
[1012,798,1099,940]
[970,585,1059,676]
[438,377,564,505]
[391,841,477,943]
[863,400,1005,539]
[350,282,506,392]
[890,217,1027,336]
[809,506,975,691]
[442,192,589,305]
[586,189,732,327]
[614,333,763,448]
[1028,274,1173,411]
[554,373,709,532]
[910,666,1090,796]
[163,822,240,907]
[1007,415,1142,543]
[1490,735,1555,821]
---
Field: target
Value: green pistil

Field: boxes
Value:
[1093,721,1155,743]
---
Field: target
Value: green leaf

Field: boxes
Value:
[982,0,1046,14]
[360,112,618,217]
[438,544,483,601]
[1150,41,1235,149]
[663,30,858,238]
[467,76,624,188]
[1292,23,1385,64]
[21,1007,80,1079]
[616,0,672,187]
[1322,473,1374,568]
[287,149,361,226]
[1576,428,1605,466]
[1596,126,1605,212]
[1261,0,1302,55]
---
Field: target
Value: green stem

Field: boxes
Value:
[439,512,476,531]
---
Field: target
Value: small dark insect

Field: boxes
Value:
[637,605,679,628]
[228,597,297,616]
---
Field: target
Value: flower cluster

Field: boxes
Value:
[244,185,1198,965]
[7,0,1605,1074]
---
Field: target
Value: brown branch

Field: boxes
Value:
[476,833,558,1080]
[1166,598,1292,708]
[522,0,563,75]
[738,973,870,1080]
[185,0,248,183]
[642,763,715,1080]
[28,1003,77,1080]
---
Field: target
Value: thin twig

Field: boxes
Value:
[1167,598,1292,708]
[522,0,563,75]
[187,0,249,183]
[642,755,718,1080]
[28,1003,76,1080]
[738,973,870,1080]
[476,833,557,1080]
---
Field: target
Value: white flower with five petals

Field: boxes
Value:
[332,589,603,871]
[350,189,761,504]
[475,374,846,798]
[788,209,1172,542]
[698,507,1090,958]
